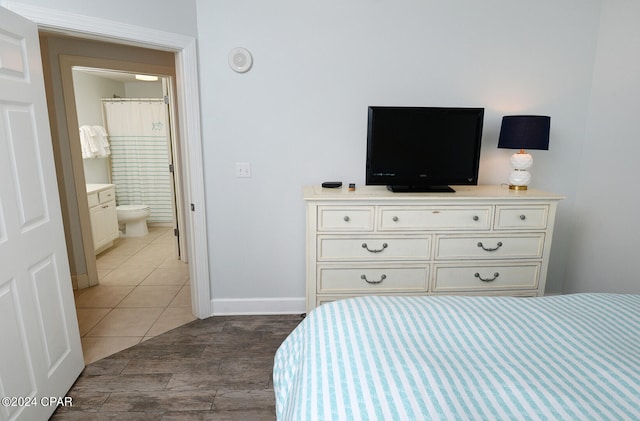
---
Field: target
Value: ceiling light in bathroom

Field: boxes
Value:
[135,74,158,81]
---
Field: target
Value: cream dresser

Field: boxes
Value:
[304,185,564,312]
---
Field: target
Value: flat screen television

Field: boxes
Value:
[365,106,484,192]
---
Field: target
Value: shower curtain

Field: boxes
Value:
[102,99,173,224]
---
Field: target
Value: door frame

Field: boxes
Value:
[3,1,212,318]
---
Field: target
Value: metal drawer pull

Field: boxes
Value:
[361,242,388,253]
[361,274,386,284]
[393,216,399,222]
[477,241,502,252]
[343,216,350,222]
[520,214,526,220]
[474,272,499,282]
[473,215,479,221]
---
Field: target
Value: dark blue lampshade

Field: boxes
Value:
[498,115,551,151]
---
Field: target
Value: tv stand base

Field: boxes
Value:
[387,185,455,193]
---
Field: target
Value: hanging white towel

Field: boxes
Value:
[79,125,110,158]
[93,125,110,156]
[79,125,94,158]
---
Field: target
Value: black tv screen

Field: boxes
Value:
[365,106,484,192]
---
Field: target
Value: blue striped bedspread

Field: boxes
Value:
[273,294,640,420]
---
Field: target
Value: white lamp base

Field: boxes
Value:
[508,152,533,190]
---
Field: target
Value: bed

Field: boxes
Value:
[273,294,640,420]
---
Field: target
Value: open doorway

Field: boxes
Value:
[72,67,194,363]
[39,34,196,363]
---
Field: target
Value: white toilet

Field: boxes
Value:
[116,204,151,237]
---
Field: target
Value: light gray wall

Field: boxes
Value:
[125,81,163,98]
[73,71,124,125]
[195,0,602,305]
[564,0,640,294]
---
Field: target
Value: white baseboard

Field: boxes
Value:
[211,297,305,316]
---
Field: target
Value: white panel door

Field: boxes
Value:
[0,6,84,421]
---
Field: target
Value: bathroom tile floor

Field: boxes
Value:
[73,226,195,365]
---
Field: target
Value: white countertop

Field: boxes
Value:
[86,183,114,194]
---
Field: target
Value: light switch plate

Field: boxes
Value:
[235,162,251,177]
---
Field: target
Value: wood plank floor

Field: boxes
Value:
[52,314,303,420]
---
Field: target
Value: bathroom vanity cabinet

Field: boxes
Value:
[86,184,119,253]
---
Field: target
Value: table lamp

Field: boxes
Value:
[497,115,550,190]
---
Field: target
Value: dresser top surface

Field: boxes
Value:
[303,185,564,202]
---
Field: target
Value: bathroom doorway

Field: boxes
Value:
[69,65,193,364]
[39,33,190,286]
[39,34,195,362]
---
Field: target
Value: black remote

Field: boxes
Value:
[322,182,342,188]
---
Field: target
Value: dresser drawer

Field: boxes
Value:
[98,188,115,204]
[435,234,545,260]
[432,263,540,292]
[318,265,428,293]
[379,206,491,231]
[318,206,374,231]
[494,205,549,230]
[318,236,430,261]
